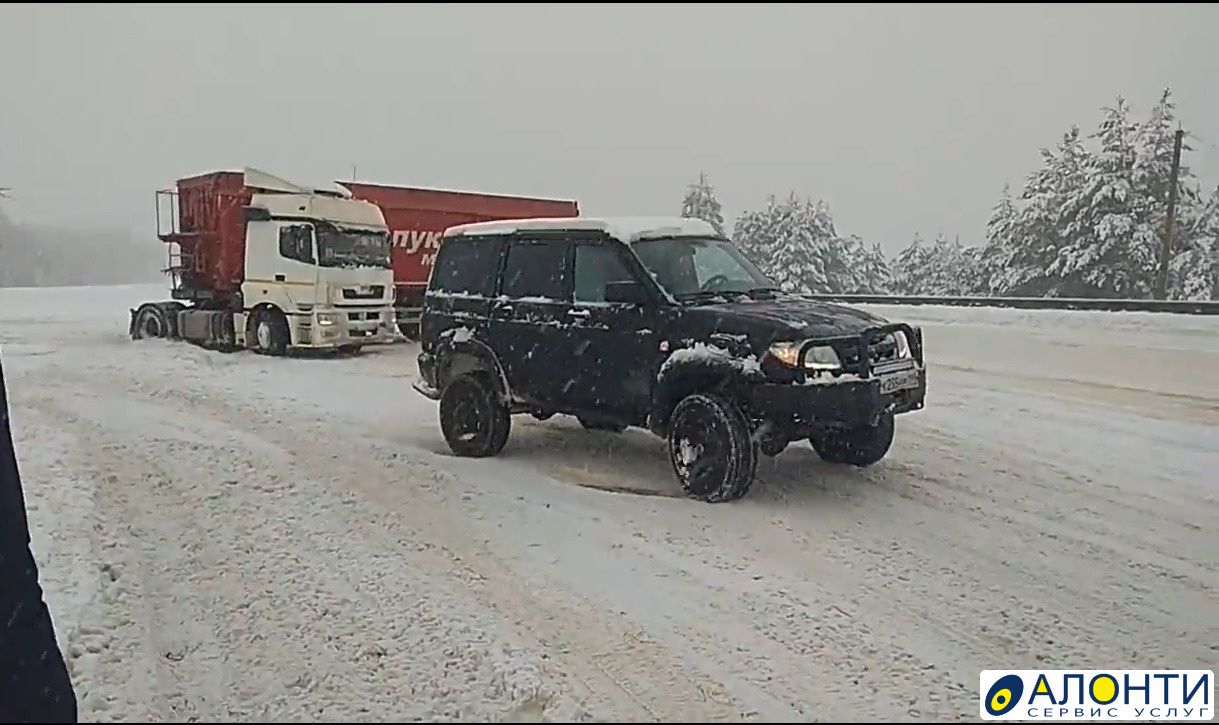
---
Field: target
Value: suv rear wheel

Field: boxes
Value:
[810,411,894,466]
[439,373,511,457]
[666,392,757,503]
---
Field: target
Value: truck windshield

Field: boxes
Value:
[632,237,776,299]
[316,223,391,269]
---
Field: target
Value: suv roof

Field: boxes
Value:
[443,216,722,245]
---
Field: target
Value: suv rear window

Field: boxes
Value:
[501,240,569,300]
[430,237,502,297]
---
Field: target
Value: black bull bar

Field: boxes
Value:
[794,323,923,382]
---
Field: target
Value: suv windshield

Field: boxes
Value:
[316,223,391,269]
[632,237,776,299]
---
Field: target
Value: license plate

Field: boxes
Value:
[879,369,920,394]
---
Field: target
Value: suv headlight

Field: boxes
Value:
[768,341,841,370]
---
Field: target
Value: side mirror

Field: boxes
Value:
[244,206,272,222]
[605,281,648,305]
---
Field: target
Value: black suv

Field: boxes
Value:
[414,217,926,503]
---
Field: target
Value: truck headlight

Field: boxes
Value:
[768,341,841,370]
[894,331,911,359]
[317,311,341,326]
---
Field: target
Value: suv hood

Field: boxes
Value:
[680,295,891,342]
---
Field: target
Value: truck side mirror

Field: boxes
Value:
[244,206,272,222]
[605,281,648,306]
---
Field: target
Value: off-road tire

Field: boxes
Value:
[666,392,758,503]
[810,411,895,467]
[251,308,290,356]
[578,416,627,433]
[439,374,511,458]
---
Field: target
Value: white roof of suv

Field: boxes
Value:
[444,216,722,244]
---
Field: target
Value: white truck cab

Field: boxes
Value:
[240,184,396,352]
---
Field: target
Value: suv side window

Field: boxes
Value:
[430,236,502,297]
[501,239,569,300]
[574,244,635,303]
[279,224,315,264]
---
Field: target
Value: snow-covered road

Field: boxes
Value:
[2,284,1216,722]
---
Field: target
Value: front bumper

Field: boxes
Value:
[748,364,927,429]
[291,307,395,348]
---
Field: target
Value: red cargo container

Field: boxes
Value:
[159,170,254,303]
[337,181,579,337]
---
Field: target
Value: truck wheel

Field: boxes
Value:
[439,374,511,458]
[666,392,757,503]
[810,412,895,467]
[131,304,170,340]
[251,308,289,356]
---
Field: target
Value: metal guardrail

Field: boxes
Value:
[803,293,1219,315]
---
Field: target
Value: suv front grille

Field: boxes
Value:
[833,332,900,373]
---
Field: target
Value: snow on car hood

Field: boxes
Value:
[683,296,892,340]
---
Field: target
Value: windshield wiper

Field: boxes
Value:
[674,290,733,303]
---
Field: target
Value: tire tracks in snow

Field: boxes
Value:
[43,366,746,722]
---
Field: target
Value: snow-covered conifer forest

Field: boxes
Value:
[682,89,1216,301]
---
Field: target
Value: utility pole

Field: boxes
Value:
[1154,128,1185,300]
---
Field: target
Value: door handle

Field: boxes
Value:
[567,308,590,318]
[274,274,285,282]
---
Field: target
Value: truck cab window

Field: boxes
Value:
[430,237,503,297]
[574,244,635,303]
[501,239,569,300]
[278,224,315,264]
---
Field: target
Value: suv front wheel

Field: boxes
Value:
[666,392,758,503]
[439,373,511,457]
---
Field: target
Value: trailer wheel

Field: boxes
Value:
[131,304,170,340]
[251,308,289,356]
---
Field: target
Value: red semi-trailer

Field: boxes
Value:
[337,181,579,338]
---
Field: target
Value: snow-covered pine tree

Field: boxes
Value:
[680,172,726,236]
[731,196,778,272]
[799,198,840,293]
[993,127,1088,296]
[861,242,893,293]
[1049,97,1146,297]
[979,184,1017,294]
[830,234,870,293]
[889,233,932,294]
[767,193,825,294]
[1133,87,1203,299]
[1168,184,1218,300]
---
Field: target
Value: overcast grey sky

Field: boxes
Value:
[2,3,1216,254]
